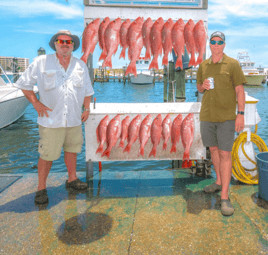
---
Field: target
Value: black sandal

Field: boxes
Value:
[35,189,49,204]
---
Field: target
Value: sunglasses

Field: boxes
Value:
[56,39,74,45]
[210,40,224,45]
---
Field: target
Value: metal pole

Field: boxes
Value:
[163,65,168,102]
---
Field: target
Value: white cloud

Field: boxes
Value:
[0,0,83,19]
[208,0,268,24]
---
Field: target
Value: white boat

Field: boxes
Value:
[237,52,266,86]
[130,57,154,85]
[0,66,38,129]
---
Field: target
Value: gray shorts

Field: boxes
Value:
[200,121,235,151]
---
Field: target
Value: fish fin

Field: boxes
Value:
[188,54,196,67]
[163,142,167,150]
[149,57,159,70]
[149,147,156,157]
[196,53,203,66]
[162,55,168,67]
[125,61,137,76]
[101,148,111,158]
[145,47,151,60]
[119,48,126,59]
[99,50,107,61]
[102,56,112,69]
[80,54,88,64]
[170,144,176,154]
[175,56,183,70]
[96,144,103,154]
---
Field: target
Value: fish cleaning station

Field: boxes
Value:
[1,0,268,254]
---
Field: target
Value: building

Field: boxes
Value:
[0,56,29,73]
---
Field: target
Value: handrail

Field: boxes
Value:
[0,64,12,84]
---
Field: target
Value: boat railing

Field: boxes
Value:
[0,64,12,84]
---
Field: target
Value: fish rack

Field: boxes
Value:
[85,102,206,162]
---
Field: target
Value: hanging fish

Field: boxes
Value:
[124,114,142,153]
[81,18,100,64]
[125,17,144,76]
[162,114,172,150]
[170,114,183,154]
[96,115,110,154]
[142,17,154,60]
[138,114,152,157]
[184,19,196,67]
[149,114,162,157]
[102,114,121,158]
[149,17,164,70]
[119,19,131,59]
[98,17,110,61]
[161,18,174,67]
[181,113,195,161]
[118,115,130,148]
[102,18,122,68]
[171,18,185,70]
[194,20,206,66]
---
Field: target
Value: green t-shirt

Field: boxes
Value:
[197,54,247,122]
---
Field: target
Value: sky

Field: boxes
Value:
[1,0,268,69]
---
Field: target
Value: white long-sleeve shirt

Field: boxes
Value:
[14,53,94,128]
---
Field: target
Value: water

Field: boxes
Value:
[0,80,268,174]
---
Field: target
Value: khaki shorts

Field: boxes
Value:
[38,125,83,161]
[200,120,235,152]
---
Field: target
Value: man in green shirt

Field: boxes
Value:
[196,31,246,216]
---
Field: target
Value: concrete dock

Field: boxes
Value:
[1,168,268,254]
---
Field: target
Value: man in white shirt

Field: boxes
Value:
[15,30,94,204]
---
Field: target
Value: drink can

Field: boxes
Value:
[207,77,214,89]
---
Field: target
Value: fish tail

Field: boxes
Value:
[119,48,126,59]
[149,146,156,157]
[149,57,159,70]
[175,56,183,70]
[183,149,190,161]
[182,160,192,168]
[102,57,112,69]
[96,144,103,154]
[188,54,196,67]
[123,144,131,153]
[145,48,151,60]
[163,142,167,150]
[80,54,88,64]
[101,148,111,158]
[99,51,107,61]
[196,53,203,66]
[118,140,124,149]
[125,61,137,76]
[170,144,176,154]
[139,147,144,157]
[162,54,168,67]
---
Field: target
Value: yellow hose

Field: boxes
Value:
[232,126,268,184]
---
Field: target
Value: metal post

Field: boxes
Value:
[87,54,94,87]
[168,62,175,102]
[163,65,168,102]
[86,160,94,179]
[175,69,186,102]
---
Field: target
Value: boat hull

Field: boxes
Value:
[244,74,266,86]
[0,86,38,129]
[130,73,154,85]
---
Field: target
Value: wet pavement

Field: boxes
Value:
[1,168,268,254]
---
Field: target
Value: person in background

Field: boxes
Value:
[14,30,94,204]
[196,31,246,216]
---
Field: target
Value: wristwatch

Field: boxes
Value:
[237,111,244,115]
